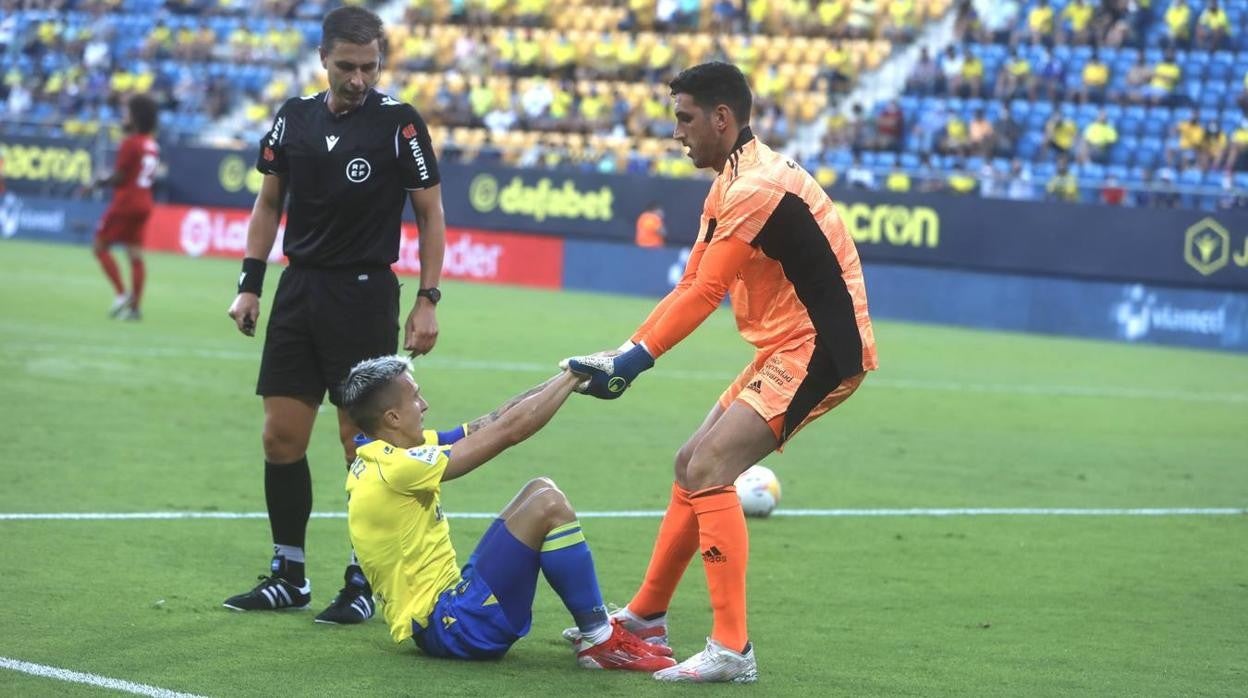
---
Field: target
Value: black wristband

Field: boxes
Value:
[238,257,266,296]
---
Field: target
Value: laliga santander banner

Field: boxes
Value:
[145,204,564,288]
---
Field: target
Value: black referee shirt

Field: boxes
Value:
[255,89,440,269]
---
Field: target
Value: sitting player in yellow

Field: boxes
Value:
[341,355,675,672]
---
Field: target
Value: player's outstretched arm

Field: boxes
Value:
[440,370,584,481]
[227,174,287,336]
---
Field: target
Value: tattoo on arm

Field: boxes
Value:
[465,375,561,433]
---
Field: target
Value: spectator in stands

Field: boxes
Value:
[1163,0,1193,48]
[1079,109,1118,164]
[655,0,679,31]
[1146,48,1182,106]
[821,41,856,92]
[975,0,1020,43]
[1152,167,1182,207]
[1045,108,1079,160]
[519,78,554,126]
[1217,172,1248,209]
[1061,0,1096,44]
[959,47,984,98]
[823,107,851,150]
[635,202,666,248]
[940,45,965,96]
[1238,70,1248,115]
[846,151,877,189]
[992,104,1023,157]
[1200,123,1227,170]
[995,45,1034,100]
[907,46,942,95]
[1124,50,1153,103]
[1006,158,1037,200]
[979,160,1008,198]
[885,154,912,192]
[816,0,850,35]
[947,160,978,195]
[1167,113,1205,165]
[483,99,518,135]
[916,152,946,193]
[939,111,970,156]
[1226,119,1248,170]
[913,102,948,154]
[875,99,905,152]
[846,0,881,39]
[1195,0,1231,49]
[675,0,703,31]
[884,0,918,42]
[1037,45,1066,100]
[1046,156,1081,202]
[1100,175,1127,205]
[710,0,742,33]
[848,102,872,149]
[968,108,994,157]
[1077,47,1111,103]
[516,0,548,27]
[1022,0,1057,43]
[1094,0,1133,46]
[955,0,979,40]
[1130,0,1158,47]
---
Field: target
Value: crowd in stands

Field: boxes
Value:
[1,0,330,140]
[227,0,945,178]
[865,0,1248,208]
[3,0,1246,209]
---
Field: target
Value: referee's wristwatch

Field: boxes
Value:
[417,287,441,305]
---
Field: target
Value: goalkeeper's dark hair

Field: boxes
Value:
[340,355,411,434]
[322,5,386,53]
[127,94,158,134]
[668,62,752,125]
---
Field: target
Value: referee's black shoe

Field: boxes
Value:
[223,567,311,611]
[315,565,375,625]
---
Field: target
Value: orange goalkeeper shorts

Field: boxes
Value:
[718,338,866,447]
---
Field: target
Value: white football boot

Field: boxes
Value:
[653,637,758,683]
[108,293,132,318]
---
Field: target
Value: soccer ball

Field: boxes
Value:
[735,465,782,518]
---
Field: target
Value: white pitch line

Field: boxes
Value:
[0,508,1243,522]
[0,657,206,698]
[5,341,1247,404]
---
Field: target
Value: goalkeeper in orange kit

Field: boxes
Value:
[562,62,878,683]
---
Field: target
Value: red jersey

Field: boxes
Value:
[110,134,159,214]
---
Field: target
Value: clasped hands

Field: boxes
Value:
[558,342,655,400]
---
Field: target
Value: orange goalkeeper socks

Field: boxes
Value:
[629,482,700,618]
[690,485,750,653]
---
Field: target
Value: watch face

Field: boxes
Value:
[421,288,441,304]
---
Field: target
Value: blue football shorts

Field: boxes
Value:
[411,520,540,660]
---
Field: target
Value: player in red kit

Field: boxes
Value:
[92,94,160,321]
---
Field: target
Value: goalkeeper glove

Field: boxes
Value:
[563,343,655,400]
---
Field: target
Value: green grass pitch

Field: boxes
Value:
[0,239,1245,696]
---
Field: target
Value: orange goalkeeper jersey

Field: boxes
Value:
[633,129,877,382]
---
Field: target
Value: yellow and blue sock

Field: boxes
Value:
[540,521,610,643]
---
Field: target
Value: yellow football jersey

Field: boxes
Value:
[346,430,462,643]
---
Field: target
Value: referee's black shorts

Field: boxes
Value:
[257,265,400,406]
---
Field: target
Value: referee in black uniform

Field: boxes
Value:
[223,6,446,624]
